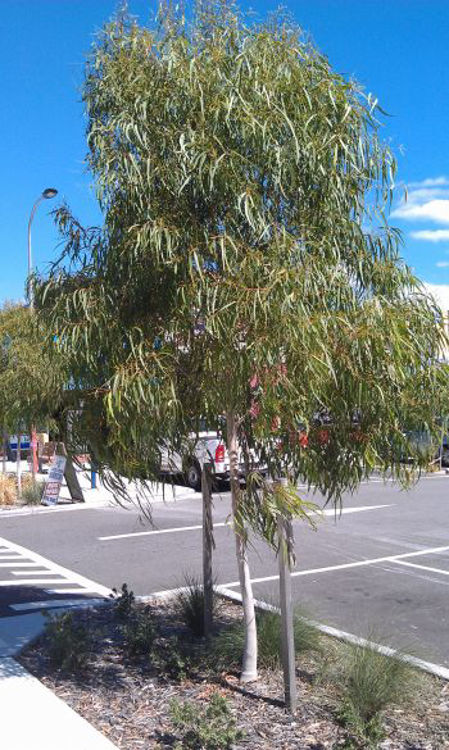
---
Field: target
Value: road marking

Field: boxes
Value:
[392,559,449,576]
[99,521,228,541]
[221,543,449,588]
[0,562,41,568]
[11,598,105,612]
[0,556,27,561]
[98,504,392,541]
[0,579,67,586]
[217,586,449,682]
[0,536,113,598]
[46,587,105,595]
[11,570,61,576]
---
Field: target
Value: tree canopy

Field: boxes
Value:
[39,1,447,493]
[0,302,66,436]
[37,0,448,680]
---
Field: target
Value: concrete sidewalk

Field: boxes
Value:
[0,656,117,749]
[0,461,198,516]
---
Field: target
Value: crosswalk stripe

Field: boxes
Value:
[0,579,68,586]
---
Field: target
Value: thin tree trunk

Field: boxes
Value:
[202,462,214,638]
[227,408,258,682]
[30,426,37,482]
[16,432,22,501]
[2,430,7,474]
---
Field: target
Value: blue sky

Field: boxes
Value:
[1,0,449,307]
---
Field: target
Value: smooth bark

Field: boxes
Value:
[227,409,258,682]
[16,432,22,500]
[2,430,7,473]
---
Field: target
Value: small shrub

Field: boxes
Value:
[44,611,90,672]
[21,476,45,505]
[0,474,16,505]
[212,622,245,671]
[122,610,156,658]
[337,643,417,746]
[111,583,136,620]
[170,692,243,749]
[174,576,220,637]
[161,636,189,682]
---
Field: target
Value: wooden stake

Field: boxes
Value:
[278,513,297,713]
[202,462,214,638]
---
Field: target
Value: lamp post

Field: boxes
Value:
[27,188,58,479]
[27,188,58,309]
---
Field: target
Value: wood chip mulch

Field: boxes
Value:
[18,599,449,749]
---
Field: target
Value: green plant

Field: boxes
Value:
[111,582,136,620]
[0,474,16,505]
[121,609,156,658]
[174,576,220,637]
[44,611,90,672]
[170,692,243,749]
[21,476,45,505]
[212,622,245,672]
[212,608,320,672]
[337,643,417,746]
[161,636,190,682]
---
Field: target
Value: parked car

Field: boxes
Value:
[160,431,260,491]
[403,429,449,467]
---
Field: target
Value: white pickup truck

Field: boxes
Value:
[159,432,231,491]
[159,431,264,491]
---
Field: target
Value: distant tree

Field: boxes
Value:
[38,0,448,682]
[0,302,67,488]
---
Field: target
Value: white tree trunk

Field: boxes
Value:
[2,430,7,474]
[226,409,258,682]
[16,432,22,500]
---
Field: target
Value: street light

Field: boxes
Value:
[27,187,58,309]
[27,187,58,479]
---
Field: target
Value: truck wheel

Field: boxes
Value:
[185,461,202,492]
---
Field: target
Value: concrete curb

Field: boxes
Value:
[216,586,449,682]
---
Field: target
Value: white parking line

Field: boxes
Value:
[392,559,449,576]
[98,521,228,541]
[98,504,393,541]
[222,544,449,588]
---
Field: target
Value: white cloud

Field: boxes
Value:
[392,199,449,224]
[410,229,449,242]
[408,176,449,188]
[423,282,449,311]
[436,261,449,268]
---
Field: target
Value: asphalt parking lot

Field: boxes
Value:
[0,473,448,667]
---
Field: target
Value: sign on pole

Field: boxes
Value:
[41,454,67,506]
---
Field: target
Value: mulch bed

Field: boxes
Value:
[19,598,449,749]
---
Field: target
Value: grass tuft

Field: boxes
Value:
[337,640,418,746]
[213,605,321,671]
[174,575,220,637]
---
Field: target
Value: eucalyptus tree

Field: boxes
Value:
[0,302,66,489]
[38,1,447,682]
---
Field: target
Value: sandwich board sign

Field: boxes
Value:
[41,454,67,506]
